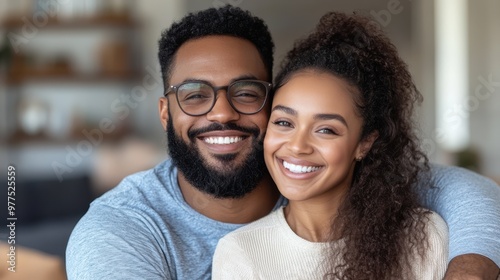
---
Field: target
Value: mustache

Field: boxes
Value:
[188,122,260,140]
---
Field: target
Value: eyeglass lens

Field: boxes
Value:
[176,81,267,115]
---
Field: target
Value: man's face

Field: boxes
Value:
[159,35,271,198]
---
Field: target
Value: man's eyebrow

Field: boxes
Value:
[314,113,348,128]
[179,78,207,84]
[230,74,261,83]
[178,75,261,85]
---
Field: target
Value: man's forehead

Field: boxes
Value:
[169,35,268,85]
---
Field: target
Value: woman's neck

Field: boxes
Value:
[284,192,345,242]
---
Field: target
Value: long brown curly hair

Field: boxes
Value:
[275,11,430,279]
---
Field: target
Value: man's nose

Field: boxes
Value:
[206,90,240,123]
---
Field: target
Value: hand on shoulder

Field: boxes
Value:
[444,254,500,280]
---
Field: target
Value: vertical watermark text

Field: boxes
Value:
[6,165,17,273]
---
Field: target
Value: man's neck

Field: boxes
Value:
[177,172,280,224]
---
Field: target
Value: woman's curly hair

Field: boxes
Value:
[275,11,430,279]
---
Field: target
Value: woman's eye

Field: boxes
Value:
[318,128,338,135]
[272,120,292,127]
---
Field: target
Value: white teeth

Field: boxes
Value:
[204,136,243,145]
[283,161,321,174]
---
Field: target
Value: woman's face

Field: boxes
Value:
[264,71,373,203]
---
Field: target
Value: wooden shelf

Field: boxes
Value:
[5,71,143,85]
[6,127,132,146]
[2,11,144,149]
[1,14,140,30]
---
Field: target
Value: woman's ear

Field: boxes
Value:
[355,130,379,160]
[159,97,169,130]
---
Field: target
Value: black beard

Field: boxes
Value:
[166,117,266,199]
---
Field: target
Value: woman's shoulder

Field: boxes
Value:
[410,208,448,242]
[220,206,286,244]
[418,208,448,238]
[412,209,449,263]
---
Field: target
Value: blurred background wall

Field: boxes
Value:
[0,0,498,274]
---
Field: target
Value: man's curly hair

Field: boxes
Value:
[158,5,274,91]
[275,12,430,279]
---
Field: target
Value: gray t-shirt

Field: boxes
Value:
[66,159,500,279]
[66,159,285,279]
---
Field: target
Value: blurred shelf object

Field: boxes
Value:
[7,124,132,146]
[6,70,143,85]
[4,33,142,85]
[1,0,137,29]
[1,1,144,147]
[1,14,140,30]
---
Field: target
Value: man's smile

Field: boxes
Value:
[202,136,245,144]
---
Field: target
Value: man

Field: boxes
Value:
[66,6,500,280]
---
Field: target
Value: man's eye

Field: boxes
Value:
[232,91,261,103]
[183,92,211,101]
[234,91,258,97]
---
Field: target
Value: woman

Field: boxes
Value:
[212,11,448,279]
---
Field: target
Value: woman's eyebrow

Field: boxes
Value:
[271,105,297,116]
[272,105,348,127]
[314,113,348,128]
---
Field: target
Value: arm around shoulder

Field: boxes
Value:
[416,164,500,277]
[444,254,500,280]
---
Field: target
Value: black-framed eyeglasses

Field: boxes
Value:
[164,80,272,116]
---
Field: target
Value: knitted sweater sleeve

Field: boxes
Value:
[417,163,500,266]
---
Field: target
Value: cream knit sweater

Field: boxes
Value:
[212,206,448,280]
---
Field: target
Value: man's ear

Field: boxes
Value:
[355,130,379,160]
[159,97,169,130]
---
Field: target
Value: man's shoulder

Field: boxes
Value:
[73,159,182,230]
[427,163,497,186]
[67,159,181,261]
[93,159,177,208]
